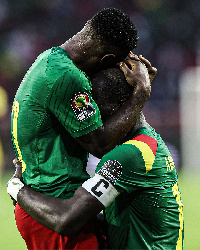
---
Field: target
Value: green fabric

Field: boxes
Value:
[96,125,184,249]
[11,47,102,199]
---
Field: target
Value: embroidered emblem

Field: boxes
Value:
[71,93,96,121]
[97,160,122,185]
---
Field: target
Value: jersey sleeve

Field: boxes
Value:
[45,52,103,137]
[94,141,158,193]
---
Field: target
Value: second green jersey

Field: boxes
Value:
[11,46,103,199]
[95,125,184,249]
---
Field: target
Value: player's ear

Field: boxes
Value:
[100,54,116,68]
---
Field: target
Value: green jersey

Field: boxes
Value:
[11,46,103,199]
[95,125,184,249]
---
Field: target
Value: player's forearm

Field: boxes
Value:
[102,89,148,148]
[17,186,65,233]
[17,185,104,236]
[77,90,149,158]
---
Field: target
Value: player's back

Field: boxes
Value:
[11,48,90,199]
[11,49,51,172]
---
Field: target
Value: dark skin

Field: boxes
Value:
[15,164,104,236]
[60,25,156,158]
[76,56,155,158]
[9,10,159,239]
[78,56,155,157]
[13,114,148,236]
[11,56,154,235]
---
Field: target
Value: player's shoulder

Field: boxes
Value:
[124,133,158,154]
[123,124,168,154]
[47,47,89,80]
[96,127,162,174]
[47,46,73,67]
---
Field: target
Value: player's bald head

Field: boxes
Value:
[91,67,133,122]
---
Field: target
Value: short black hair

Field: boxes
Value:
[89,8,138,58]
[91,67,133,121]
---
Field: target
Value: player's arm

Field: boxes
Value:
[76,55,156,158]
[17,185,105,235]
[7,161,118,236]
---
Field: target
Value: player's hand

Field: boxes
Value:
[117,57,151,100]
[129,52,157,84]
[12,158,23,180]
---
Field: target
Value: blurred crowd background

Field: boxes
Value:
[0,0,200,173]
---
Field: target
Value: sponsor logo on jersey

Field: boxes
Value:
[71,93,96,121]
[97,160,122,185]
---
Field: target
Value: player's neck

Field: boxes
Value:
[60,40,99,76]
[60,40,81,66]
[133,112,148,131]
[122,112,148,143]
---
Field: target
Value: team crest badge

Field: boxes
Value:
[97,160,122,185]
[71,93,96,121]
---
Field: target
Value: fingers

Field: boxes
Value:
[117,61,129,75]
[120,52,157,88]
[149,66,157,75]
[139,55,151,68]
[117,61,137,87]
[128,53,155,73]
[118,59,138,71]
[128,51,140,61]
[138,55,157,84]
[139,55,157,73]
[13,158,21,166]
[13,158,22,168]
[129,53,155,72]
[125,59,138,70]
[13,158,22,179]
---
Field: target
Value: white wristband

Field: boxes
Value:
[7,178,24,201]
[82,174,120,207]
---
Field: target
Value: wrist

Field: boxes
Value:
[7,178,24,201]
[134,84,151,101]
